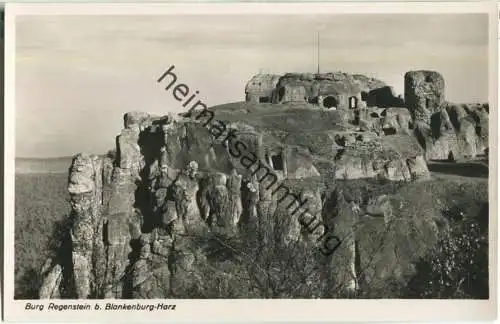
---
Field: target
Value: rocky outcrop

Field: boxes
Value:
[129,232,172,298]
[414,103,488,160]
[402,70,488,160]
[67,153,106,299]
[404,70,446,123]
[36,112,339,297]
[324,189,358,295]
[380,108,413,135]
[334,135,429,181]
[39,82,486,298]
[38,259,63,299]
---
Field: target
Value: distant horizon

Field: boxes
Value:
[15,155,74,160]
[16,14,489,158]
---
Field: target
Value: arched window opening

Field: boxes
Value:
[323,96,338,108]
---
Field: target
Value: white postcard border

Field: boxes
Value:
[3,2,498,322]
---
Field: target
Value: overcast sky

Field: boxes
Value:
[15,14,488,158]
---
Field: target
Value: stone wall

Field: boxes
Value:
[244,72,393,110]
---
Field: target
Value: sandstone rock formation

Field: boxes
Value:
[39,112,362,297]
[414,102,489,160]
[39,69,488,299]
[404,70,446,123]
[38,259,63,299]
[333,135,428,181]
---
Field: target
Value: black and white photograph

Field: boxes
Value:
[4,2,497,322]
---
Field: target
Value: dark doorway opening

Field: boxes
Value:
[382,127,397,135]
[278,87,286,102]
[259,96,270,103]
[354,110,360,125]
[102,221,109,245]
[309,97,319,104]
[323,96,338,108]
[447,151,455,162]
[334,135,346,147]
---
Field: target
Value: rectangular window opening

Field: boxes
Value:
[270,153,284,171]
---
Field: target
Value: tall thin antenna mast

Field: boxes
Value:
[317,31,320,75]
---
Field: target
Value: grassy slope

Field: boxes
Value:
[334,170,488,298]
[14,173,71,299]
[209,101,350,132]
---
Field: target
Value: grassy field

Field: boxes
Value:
[14,172,71,299]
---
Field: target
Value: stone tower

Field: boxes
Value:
[404,70,445,123]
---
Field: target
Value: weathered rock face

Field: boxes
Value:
[414,103,489,160]
[404,70,446,123]
[37,113,320,297]
[130,232,173,298]
[116,127,143,178]
[324,189,358,295]
[402,70,488,160]
[44,129,152,298]
[334,135,429,181]
[67,153,105,299]
[39,89,486,298]
[380,108,413,135]
[124,111,151,129]
[38,259,63,299]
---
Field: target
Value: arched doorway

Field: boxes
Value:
[322,96,338,108]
